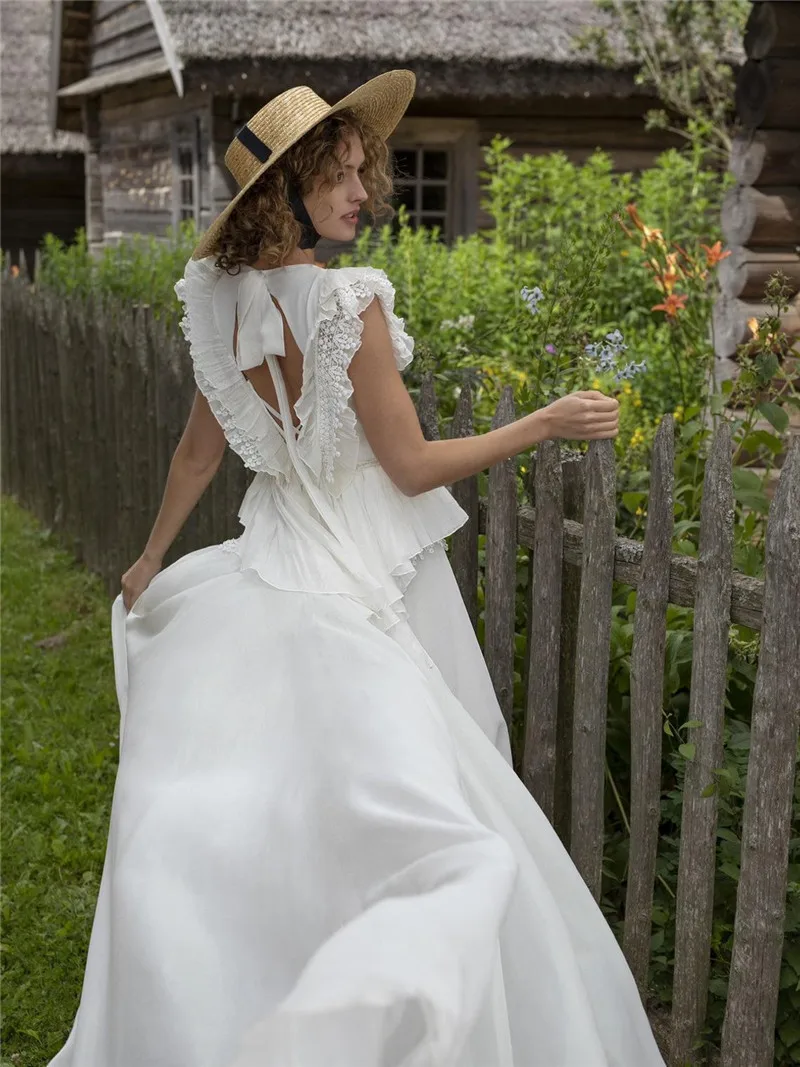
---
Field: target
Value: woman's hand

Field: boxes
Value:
[121,553,163,613]
[540,390,620,441]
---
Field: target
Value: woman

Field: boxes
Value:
[49,71,666,1066]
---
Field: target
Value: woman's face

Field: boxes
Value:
[303,130,368,242]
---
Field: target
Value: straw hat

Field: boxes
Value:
[192,69,416,260]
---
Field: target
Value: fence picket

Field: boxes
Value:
[417,371,440,442]
[570,439,616,900]
[522,439,563,818]
[554,453,585,847]
[624,415,674,993]
[484,386,519,751]
[671,423,735,1067]
[448,374,479,631]
[721,435,800,1067]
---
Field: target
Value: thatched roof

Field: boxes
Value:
[52,0,746,117]
[1,0,85,154]
[161,0,631,66]
[155,0,650,100]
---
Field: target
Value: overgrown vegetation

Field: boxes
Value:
[575,0,751,164]
[1,497,120,1067]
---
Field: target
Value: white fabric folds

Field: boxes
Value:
[47,258,668,1067]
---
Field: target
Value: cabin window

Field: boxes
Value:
[390,147,452,240]
[172,117,201,227]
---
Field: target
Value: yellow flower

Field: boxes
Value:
[633,396,642,407]
[520,465,527,473]
[674,404,683,422]
[622,382,633,395]
[635,506,644,516]
[591,377,601,390]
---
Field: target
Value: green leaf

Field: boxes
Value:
[757,401,789,434]
[679,742,696,761]
[733,468,763,492]
[622,492,647,513]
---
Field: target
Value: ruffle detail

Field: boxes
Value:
[225,461,468,636]
[338,461,469,595]
[174,259,291,478]
[294,267,414,499]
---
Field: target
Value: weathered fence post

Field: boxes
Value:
[484,386,519,756]
[522,439,563,819]
[721,435,800,1067]
[448,374,480,631]
[671,423,735,1067]
[554,452,585,848]
[570,438,616,900]
[624,415,674,994]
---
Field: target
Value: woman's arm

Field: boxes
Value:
[140,388,227,563]
[348,299,619,497]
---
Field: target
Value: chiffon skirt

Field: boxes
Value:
[47,540,666,1067]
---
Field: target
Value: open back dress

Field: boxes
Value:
[47,258,666,1067]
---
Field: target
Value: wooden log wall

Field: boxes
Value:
[2,269,798,1067]
[96,80,213,239]
[716,0,800,377]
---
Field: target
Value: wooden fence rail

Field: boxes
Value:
[2,270,798,1067]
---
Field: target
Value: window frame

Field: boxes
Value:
[171,116,202,229]
[388,118,480,241]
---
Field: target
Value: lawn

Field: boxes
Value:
[1,495,120,1067]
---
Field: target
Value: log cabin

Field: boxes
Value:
[50,0,689,261]
[715,0,800,376]
[1,0,86,271]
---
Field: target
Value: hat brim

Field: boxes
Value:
[191,69,416,261]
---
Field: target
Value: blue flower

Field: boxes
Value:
[520,285,544,315]
[586,327,633,375]
[613,359,647,382]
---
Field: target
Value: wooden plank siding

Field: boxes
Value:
[88,0,161,78]
[96,87,213,239]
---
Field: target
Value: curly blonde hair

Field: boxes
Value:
[213,108,394,273]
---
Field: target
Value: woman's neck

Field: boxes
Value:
[252,248,324,270]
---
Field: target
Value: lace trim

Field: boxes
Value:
[175,266,290,477]
[294,268,414,497]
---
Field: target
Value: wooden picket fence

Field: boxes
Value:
[2,264,799,1067]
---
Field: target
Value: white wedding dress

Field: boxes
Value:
[47,259,666,1067]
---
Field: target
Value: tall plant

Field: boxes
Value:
[575,0,750,163]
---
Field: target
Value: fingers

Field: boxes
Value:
[579,393,619,412]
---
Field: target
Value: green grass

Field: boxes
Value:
[1,496,119,1067]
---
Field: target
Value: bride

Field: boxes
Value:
[48,70,666,1066]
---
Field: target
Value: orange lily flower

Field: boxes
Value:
[747,317,759,337]
[700,241,731,267]
[652,293,688,318]
[625,203,665,249]
[654,252,682,294]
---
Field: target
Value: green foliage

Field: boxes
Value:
[333,140,729,430]
[575,0,751,163]
[36,221,198,317]
[1,497,121,1066]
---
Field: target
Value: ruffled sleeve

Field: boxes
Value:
[174,259,290,477]
[294,267,414,498]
